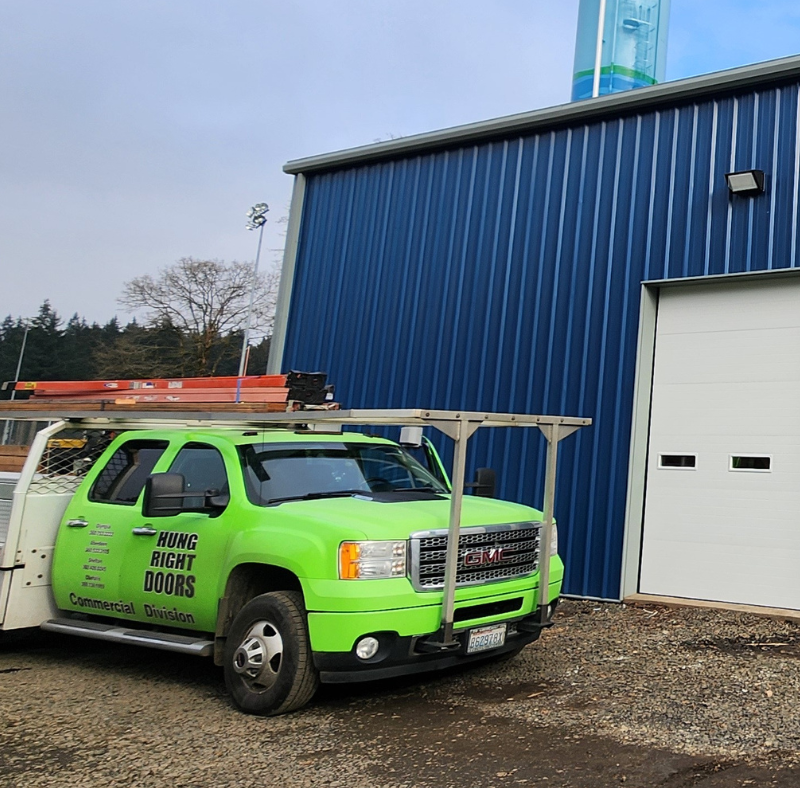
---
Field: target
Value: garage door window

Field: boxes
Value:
[730,455,771,472]
[658,454,696,469]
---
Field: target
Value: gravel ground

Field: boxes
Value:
[466,600,800,758]
[3,600,800,787]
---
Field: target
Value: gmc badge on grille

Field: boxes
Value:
[463,547,507,567]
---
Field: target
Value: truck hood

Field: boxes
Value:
[263,494,543,540]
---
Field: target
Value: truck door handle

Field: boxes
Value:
[132,526,158,536]
[66,518,89,528]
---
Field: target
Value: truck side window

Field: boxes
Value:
[90,440,169,505]
[168,443,228,510]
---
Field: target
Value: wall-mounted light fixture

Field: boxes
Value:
[725,169,765,196]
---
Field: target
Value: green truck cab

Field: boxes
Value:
[50,426,561,714]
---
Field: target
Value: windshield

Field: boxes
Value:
[238,441,449,506]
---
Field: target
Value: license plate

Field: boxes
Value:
[466,623,507,654]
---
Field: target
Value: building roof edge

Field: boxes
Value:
[284,55,800,175]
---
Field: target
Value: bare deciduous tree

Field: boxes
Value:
[119,257,280,375]
[93,322,184,379]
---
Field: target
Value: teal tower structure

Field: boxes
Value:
[572,0,670,100]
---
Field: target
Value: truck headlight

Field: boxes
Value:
[339,541,407,580]
[550,523,558,556]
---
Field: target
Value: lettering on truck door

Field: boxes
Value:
[119,442,231,632]
[52,439,170,615]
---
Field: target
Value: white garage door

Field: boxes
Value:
[640,276,800,609]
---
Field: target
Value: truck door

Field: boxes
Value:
[52,438,170,611]
[118,442,232,633]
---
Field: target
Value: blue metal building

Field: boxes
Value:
[268,57,800,602]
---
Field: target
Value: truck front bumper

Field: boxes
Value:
[311,593,560,684]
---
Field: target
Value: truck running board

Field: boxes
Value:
[41,618,214,657]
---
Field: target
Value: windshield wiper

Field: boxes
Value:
[266,490,370,505]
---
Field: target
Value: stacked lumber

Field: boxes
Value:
[0,445,28,473]
[5,371,336,412]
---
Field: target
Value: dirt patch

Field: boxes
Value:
[460,679,555,703]
[684,634,800,659]
[0,739,80,777]
[335,694,796,788]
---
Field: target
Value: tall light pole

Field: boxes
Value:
[1,323,30,444]
[9,324,30,402]
[238,202,269,377]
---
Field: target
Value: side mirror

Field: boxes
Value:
[143,474,231,517]
[143,473,186,517]
[466,467,497,498]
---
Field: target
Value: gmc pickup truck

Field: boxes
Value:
[0,408,588,715]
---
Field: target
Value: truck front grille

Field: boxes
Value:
[409,523,541,591]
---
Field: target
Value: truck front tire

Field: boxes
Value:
[223,591,319,716]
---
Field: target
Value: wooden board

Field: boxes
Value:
[26,389,291,404]
[624,592,800,623]
[0,445,29,473]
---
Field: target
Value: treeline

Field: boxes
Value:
[0,301,270,398]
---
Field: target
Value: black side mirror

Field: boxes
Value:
[143,473,186,517]
[466,467,497,498]
[143,474,231,517]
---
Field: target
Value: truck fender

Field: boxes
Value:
[213,562,304,665]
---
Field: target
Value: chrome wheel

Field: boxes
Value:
[223,591,319,715]
[232,620,284,690]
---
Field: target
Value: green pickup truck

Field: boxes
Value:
[0,409,587,716]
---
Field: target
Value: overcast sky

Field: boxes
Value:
[3,1,800,325]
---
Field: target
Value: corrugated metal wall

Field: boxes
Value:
[282,82,800,600]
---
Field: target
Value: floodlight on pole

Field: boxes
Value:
[238,202,269,377]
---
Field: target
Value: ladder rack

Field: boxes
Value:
[0,404,589,429]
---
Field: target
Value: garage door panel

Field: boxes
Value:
[653,332,800,384]
[646,450,798,479]
[650,381,800,420]
[657,281,800,333]
[638,506,800,550]
[640,277,800,609]
[640,541,800,609]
